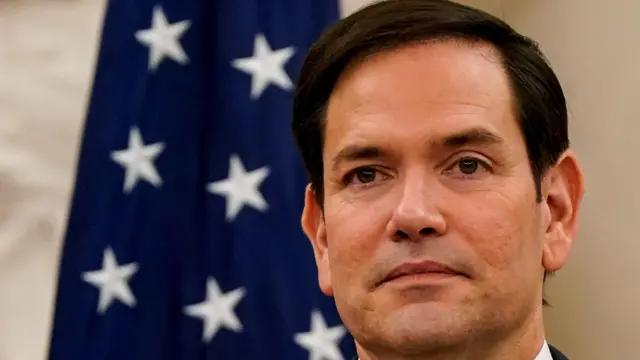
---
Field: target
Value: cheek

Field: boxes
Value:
[323,195,389,289]
[463,213,520,273]
[454,188,537,276]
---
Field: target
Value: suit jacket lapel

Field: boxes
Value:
[549,344,569,360]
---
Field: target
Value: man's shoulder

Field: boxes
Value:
[350,343,569,360]
[549,344,569,360]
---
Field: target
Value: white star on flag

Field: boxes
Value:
[231,33,295,99]
[82,246,139,314]
[183,277,246,343]
[110,126,165,193]
[206,154,270,221]
[135,5,191,71]
[294,309,346,360]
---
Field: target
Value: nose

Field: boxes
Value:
[386,174,447,242]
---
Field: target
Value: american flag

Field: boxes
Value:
[47,0,356,359]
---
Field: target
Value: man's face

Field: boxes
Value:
[301,40,580,355]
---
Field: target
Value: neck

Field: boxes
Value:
[356,306,546,360]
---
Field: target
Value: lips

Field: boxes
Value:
[379,260,462,286]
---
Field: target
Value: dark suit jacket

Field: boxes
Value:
[350,343,569,359]
[549,344,569,360]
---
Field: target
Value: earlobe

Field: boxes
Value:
[541,150,586,272]
[301,185,333,296]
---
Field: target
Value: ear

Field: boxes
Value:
[301,184,333,296]
[541,150,586,272]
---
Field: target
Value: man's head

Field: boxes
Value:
[292,0,585,358]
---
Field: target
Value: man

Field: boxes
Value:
[291,0,585,359]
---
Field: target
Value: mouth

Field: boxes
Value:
[378,260,465,287]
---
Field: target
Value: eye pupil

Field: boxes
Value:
[459,159,478,174]
[356,168,376,183]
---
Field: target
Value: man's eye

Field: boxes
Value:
[344,166,379,185]
[354,167,377,183]
[451,157,491,176]
[458,158,480,175]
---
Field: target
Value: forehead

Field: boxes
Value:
[324,40,520,152]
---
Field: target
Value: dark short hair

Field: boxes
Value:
[292,0,568,306]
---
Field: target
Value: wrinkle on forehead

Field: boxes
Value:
[328,41,511,121]
[323,40,516,157]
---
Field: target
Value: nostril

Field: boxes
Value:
[394,230,410,240]
[419,227,436,236]
[392,227,437,241]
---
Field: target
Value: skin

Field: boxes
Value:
[301,40,585,360]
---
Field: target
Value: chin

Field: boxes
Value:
[362,302,479,354]
[394,302,467,337]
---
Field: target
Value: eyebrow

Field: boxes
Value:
[438,127,504,149]
[331,145,385,172]
[330,127,504,172]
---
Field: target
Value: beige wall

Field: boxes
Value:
[0,0,636,359]
[342,0,640,358]
[0,1,107,359]
[503,1,640,358]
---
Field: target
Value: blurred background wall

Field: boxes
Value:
[0,1,107,359]
[0,0,636,359]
